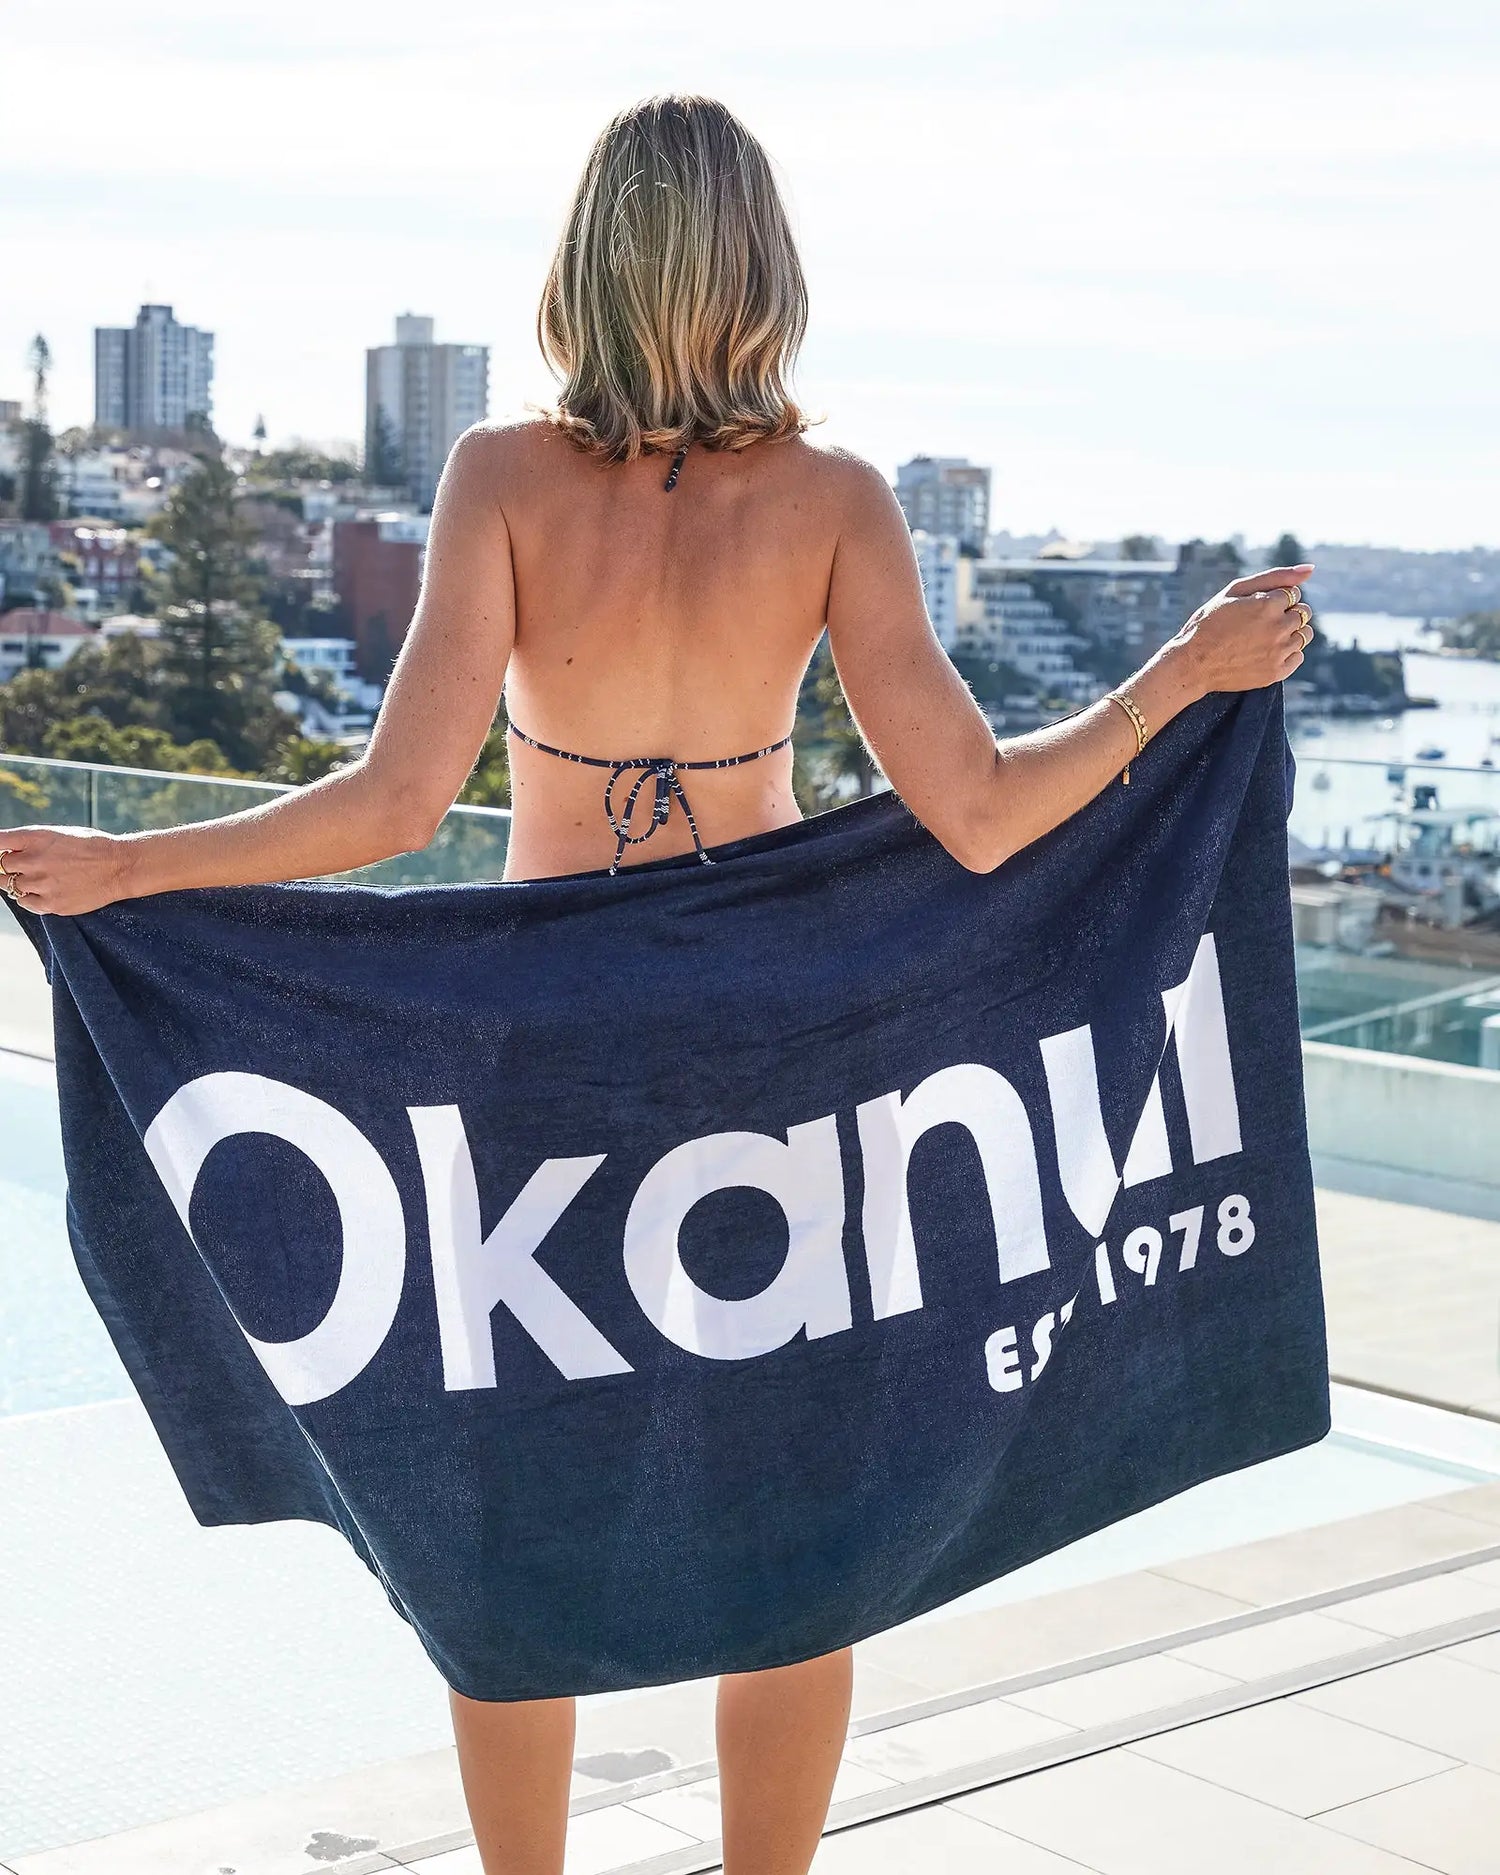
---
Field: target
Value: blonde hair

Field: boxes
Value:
[537,95,813,461]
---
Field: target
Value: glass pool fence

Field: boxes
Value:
[5,744,1500,1065]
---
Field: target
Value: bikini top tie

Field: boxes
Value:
[507,440,794,876]
[507,726,794,876]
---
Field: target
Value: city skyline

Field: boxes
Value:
[3,1,1495,553]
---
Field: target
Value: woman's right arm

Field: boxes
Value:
[823,457,1311,873]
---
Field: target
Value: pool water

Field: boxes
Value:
[3,1048,1497,1859]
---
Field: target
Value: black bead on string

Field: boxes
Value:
[663,441,689,491]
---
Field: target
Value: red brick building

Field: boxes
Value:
[48,523,142,610]
[331,516,426,679]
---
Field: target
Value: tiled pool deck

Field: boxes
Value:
[8,1481,1500,1874]
[6,926,1500,1872]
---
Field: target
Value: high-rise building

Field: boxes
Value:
[365,314,489,512]
[94,304,214,433]
[895,457,991,552]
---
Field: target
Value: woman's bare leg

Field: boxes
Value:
[448,1688,576,1875]
[716,1647,854,1875]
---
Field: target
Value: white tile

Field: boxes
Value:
[1170,1611,1377,1680]
[401,1804,695,1875]
[1335,1572,1500,1637]
[953,1748,1435,1873]
[859,1569,1249,1692]
[628,1758,894,1842]
[1447,1632,1500,1675]
[403,1850,484,1875]
[1320,1764,1500,1874]
[809,1803,1093,1873]
[844,1698,1073,1781]
[1005,1653,1235,1728]
[1299,1654,1500,1774]
[563,1804,696,1874]
[1460,1557,1500,1587]
[1132,1697,1457,1816]
[1156,1502,1500,1606]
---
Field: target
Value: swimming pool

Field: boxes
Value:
[3,1047,1498,1859]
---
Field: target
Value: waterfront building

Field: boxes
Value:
[896,457,991,552]
[331,513,429,678]
[94,305,215,434]
[1167,539,1247,639]
[54,453,127,521]
[990,557,1176,655]
[0,399,21,427]
[911,531,974,650]
[48,523,141,611]
[364,315,489,512]
[0,610,95,682]
[280,634,384,737]
[0,521,64,611]
[964,566,1097,701]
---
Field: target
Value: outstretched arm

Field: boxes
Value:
[0,428,516,915]
[824,457,1311,872]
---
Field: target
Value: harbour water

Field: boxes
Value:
[1288,611,1500,852]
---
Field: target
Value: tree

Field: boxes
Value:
[19,334,57,523]
[265,735,350,785]
[459,721,511,807]
[1438,610,1500,661]
[244,444,360,489]
[790,636,876,809]
[367,406,403,488]
[1271,531,1306,568]
[1119,534,1161,561]
[54,632,170,731]
[147,451,284,766]
[42,715,242,775]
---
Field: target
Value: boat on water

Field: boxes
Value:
[1415,745,1447,761]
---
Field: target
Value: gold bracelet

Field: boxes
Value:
[1105,690,1148,784]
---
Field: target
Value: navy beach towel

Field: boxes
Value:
[7,686,1328,1700]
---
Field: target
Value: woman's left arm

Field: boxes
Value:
[0,427,516,916]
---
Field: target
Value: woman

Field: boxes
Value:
[2,94,1310,1875]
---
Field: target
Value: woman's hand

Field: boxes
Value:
[0,827,132,917]
[1169,561,1316,694]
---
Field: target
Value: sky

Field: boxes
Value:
[2,0,1496,551]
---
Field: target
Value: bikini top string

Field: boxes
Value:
[507,726,794,876]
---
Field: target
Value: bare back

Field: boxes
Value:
[495,421,838,880]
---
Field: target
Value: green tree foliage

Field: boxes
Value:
[1118,534,1161,561]
[791,636,876,811]
[19,335,58,523]
[459,721,512,808]
[1439,610,1500,660]
[0,764,51,820]
[147,452,286,766]
[266,736,351,786]
[245,445,360,488]
[0,667,74,754]
[366,407,403,489]
[41,715,244,775]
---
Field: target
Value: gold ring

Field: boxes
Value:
[1293,602,1312,630]
[1285,584,1301,606]
[1298,624,1313,649]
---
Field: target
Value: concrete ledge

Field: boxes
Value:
[1304,1039,1500,1212]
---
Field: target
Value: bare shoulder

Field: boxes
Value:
[447,415,566,479]
[431,419,583,528]
[781,436,903,535]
